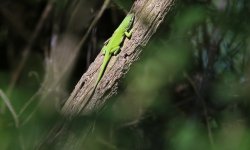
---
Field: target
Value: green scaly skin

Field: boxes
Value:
[92,13,134,94]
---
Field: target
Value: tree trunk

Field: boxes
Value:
[61,0,175,117]
[37,0,175,149]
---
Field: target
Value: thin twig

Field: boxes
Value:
[73,0,111,56]
[3,0,54,114]
[18,89,41,117]
[0,89,19,127]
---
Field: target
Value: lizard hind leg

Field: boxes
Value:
[102,46,108,54]
[110,46,121,55]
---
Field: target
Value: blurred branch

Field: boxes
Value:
[0,89,19,127]
[72,0,111,65]
[61,0,176,116]
[6,0,54,96]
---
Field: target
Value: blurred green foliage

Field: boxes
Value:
[1,0,250,149]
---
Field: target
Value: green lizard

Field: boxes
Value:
[92,13,134,94]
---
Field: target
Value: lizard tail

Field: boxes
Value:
[94,53,112,89]
[83,54,112,113]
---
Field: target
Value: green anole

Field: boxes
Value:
[92,13,134,96]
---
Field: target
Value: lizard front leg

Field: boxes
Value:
[125,28,133,38]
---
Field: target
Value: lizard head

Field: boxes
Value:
[123,13,135,30]
[128,13,135,27]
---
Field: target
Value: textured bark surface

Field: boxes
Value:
[61,0,175,116]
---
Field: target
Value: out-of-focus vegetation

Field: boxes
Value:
[1,0,250,149]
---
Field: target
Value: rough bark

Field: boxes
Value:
[61,0,175,116]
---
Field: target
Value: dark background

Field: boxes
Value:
[0,0,250,149]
